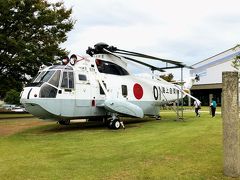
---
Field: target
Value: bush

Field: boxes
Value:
[4,89,20,105]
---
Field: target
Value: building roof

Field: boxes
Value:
[191,45,240,67]
[189,45,240,85]
[190,45,240,75]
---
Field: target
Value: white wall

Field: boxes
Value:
[190,46,240,85]
[195,60,236,84]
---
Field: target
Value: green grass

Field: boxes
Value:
[0,110,227,180]
[0,113,33,119]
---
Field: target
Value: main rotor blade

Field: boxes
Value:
[117,50,194,69]
[103,48,165,72]
[103,48,121,60]
[114,51,182,67]
[115,48,185,67]
[88,43,193,69]
[122,56,166,72]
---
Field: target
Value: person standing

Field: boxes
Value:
[194,100,201,117]
[210,98,217,117]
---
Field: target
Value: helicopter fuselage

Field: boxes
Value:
[20,54,187,122]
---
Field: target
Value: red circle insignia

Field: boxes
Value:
[133,83,143,100]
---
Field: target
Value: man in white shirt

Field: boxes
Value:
[194,100,201,117]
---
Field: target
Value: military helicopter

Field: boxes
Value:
[20,43,199,129]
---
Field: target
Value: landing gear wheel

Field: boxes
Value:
[109,119,121,130]
[58,119,70,125]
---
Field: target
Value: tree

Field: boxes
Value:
[0,0,74,97]
[160,73,174,82]
[4,89,20,105]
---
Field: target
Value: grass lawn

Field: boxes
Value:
[0,113,33,119]
[0,109,226,179]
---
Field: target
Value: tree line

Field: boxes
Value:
[0,0,74,102]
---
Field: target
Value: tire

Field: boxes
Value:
[110,119,121,130]
[58,119,70,125]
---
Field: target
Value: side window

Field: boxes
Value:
[96,59,129,75]
[122,85,128,97]
[61,72,68,88]
[170,88,172,94]
[61,71,74,89]
[69,72,74,88]
[79,74,87,81]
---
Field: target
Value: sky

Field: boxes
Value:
[54,0,240,80]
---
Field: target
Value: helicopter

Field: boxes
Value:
[20,43,199,129]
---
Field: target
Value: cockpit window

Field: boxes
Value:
[33,70,55,83]
[32,71,46,83]
[27,70,61,88]
[96,59,129,75]
[48,70,61,87]
[39,84,57,98]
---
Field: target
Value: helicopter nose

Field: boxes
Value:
[20,87,40,102]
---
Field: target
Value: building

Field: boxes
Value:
[190,45,240,106]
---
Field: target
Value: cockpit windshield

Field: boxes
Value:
[27,70,61,87]
[34,71,55,83]
[26,68,74,98]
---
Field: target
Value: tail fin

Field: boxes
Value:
[183,75,199,93]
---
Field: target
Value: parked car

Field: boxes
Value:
[11,107,26,112]
[2,104,16,110]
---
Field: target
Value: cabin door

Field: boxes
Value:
[74,73,93,116]
[58,71,76,117]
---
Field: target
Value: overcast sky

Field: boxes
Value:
[56,0,240,78]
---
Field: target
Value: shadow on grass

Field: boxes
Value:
[29,117,157,134]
